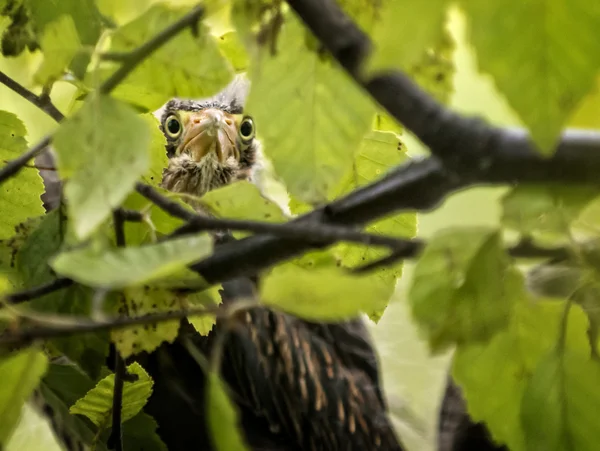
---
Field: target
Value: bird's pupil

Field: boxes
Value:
[241,120,253,138]
[167,118,180,135]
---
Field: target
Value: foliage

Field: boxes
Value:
[0,1,599,451]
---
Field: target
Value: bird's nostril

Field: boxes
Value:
[225,118,233,126]
[193,118,200,124]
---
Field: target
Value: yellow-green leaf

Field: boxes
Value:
[186,285,223,336]
[50,234,213,289]
[460,0,600,153]
[207,372,248,451]
[246,12,376,204]
[217,31,249,72]
[0,111,44,240]
[0,349,49,445]
[53,95,151,240]
[70,362,153,427]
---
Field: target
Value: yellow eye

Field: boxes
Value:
[164,114,182,138]
[239,116,255,143]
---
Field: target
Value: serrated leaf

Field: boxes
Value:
[34,14,81,85]
[409,228,515,352]
[0,111,44,240]
[112,287,182,358]
[0,349,49,445]
[246,12,376,204]
[453,300,589,451]
[207,372,248,451]
[70,362,153,427]
[217,31,249,72]
[53,95,151,239]
[185,285,223,336]
[460,0,600,153]
[120,412,168,451]
[521,349,600,451]
[103,4,233,111]
[368,0,449,72]
[501,184,598,240]
[15,212,109,379]
[260,262,392,320]
[27,0,103,78]
[51,234,213,289]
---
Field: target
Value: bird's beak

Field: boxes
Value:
[180,109,239,163]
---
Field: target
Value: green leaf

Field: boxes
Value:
[27,0,103,78]
[70,362,153,427]
[368,0,450,72]
[140,113,169,187]
[453,300,589,451]
[501,184,598,240]
[15,211,109,379]
[0,349,49,445]
[338,0,384,35]
[120,412,168,451]
[207,372,248,451]
[103,4,233,111]
[0,111,44,240]
[246,12,376,204]
[112,287,182,358]
[409,228,515,352]
[51,234,213,289]
[521,349,600,451]
[217,31,249,72]
[33,14,81,85]
[460,0,600,153]
[53,95,151,239]
[185,285,223,336]
[260,262,392,320]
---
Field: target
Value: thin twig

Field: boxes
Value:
[4,278,73,305]
[118,208,144,222]
[0,136,51,184]
[0,71,65,122]
[135,182,196,221]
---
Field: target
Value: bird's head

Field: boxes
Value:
[158,76,260,197]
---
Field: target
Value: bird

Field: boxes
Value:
[138,76,406,451]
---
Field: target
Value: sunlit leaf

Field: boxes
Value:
[103,4,233,111]
[0,111,44,240]
[53,95,150,239]
[70,362,153,427]
[0,349,48,445]
[453,300,589,451]
[33,14,81,85]
[460,0,600,153]
[207,372,248,451]
[51,234,213,289]
[112,287,182,358]
[521,349,600,451]
[185,285,222,336]
[217,31,249,72]
[261,262,393,320]
[409,228,515,352]
[246,12,376,204]
[369,0,450,73]
[338,0,383,35]
[501,184,598,241]
[5,402,64,451]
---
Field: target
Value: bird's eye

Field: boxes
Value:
[165,115,181,138]
[239,116,255,143]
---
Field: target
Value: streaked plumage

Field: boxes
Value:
[141,77,405,450]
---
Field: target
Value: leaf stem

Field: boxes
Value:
[0,71,65,122]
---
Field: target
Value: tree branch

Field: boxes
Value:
[0,71,65,122]
[4,278,73,304]
[0,4,205,185]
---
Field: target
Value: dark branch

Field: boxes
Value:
[0,71,64,122]
[4,277,73,305]
[118,208,144,222]
[135,182,196,221]
[0,4,205,186]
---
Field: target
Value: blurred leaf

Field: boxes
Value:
[186,285,222,336]
[140,113,168,187]
[460,0,600,153]
[246,12,376,204]
[51,234,213,289]
[217,31,248,72]
[120,412,168,451]
[369,0,449,73]
[112,287,182,358]
[70,362,153,427]
[53,96,150,239]
[338,0,383,34]
[207,372,248,451]
[33,14,80,85]
[453,300,589,451]
[27,0,103,78]
[568,75,600,129]
[103,4,233,111]
[409,228,515,352]
[261,263,393,320]
[0,111,44,240]
[0,349,48,445]
[5,402,64,451]
[521,349,600,451]
[501,184,598,240]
